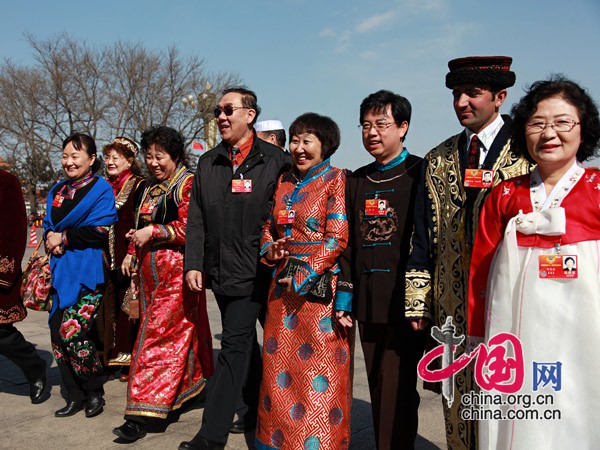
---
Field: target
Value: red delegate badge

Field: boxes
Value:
[232,179,252,193]
[139,204,155,215]
[539,254,578,279]
[365,198,387,216]
[52,195,65,208]
[464,169,494,188]
[277,209,296,225]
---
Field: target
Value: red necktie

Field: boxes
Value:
[468,135,480,169]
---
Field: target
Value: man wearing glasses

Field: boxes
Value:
[337,90,425,450]
[405,57,531,449]
[182,87,291,450]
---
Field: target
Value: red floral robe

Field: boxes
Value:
[256,160,353,450]
[125,169,213,419]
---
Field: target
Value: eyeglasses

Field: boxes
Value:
[213,105,250,118]
[358,121,395,133]
[525,118,580,134]
[102,155,124,163]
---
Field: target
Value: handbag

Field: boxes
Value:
[20,240,52,311]
[120,288,140,320]
[277,257,334,304]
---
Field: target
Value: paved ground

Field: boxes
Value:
[0,236,445,450]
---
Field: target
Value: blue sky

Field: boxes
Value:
[1,0,599,169]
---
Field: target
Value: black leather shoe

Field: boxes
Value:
[229,412,256,434]
[29,359,48,404]
[84,391,105,418]
[178,435,225,450]
[55,400,84,417]
[112,420,147,442]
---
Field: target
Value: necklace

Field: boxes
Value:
[366,173,406,184]
[366,159,420,184]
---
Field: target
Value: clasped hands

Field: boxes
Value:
[45,231,64,255]
[267,236,353,328]
[125,226,153,249]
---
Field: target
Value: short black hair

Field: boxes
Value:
[289,113,340,159]
[359,90,412,139]
[222,86,261,125]
[63,132,101,173]
[261,129,286,148]
[511,75,600,163]
[140,126,188,167]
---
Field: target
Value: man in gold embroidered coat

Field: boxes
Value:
[0,169,48,404]
[404,57,531,449]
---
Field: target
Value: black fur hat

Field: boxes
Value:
[446,56,516,89]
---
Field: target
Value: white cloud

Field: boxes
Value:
[319,28,337,38]
[339,30,352,42]
[356,11,396,33]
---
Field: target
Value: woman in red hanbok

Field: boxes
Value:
[256,113,353,450]
[468,77,600,449]
[112,126,214,443]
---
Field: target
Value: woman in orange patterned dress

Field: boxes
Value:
[256,113,353,450]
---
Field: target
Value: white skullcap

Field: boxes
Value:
[255,120,284,132]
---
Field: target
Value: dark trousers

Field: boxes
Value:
[198,292,263,444]
[0,323,45,383]
[49,290,105,402]
[359,320,426,450]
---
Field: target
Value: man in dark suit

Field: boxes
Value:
[180,87,291,450]
[338,90,425,450]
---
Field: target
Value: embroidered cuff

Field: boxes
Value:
[260,241,274,256]
[326,213,347,221]
[152,224,175,242]
[334,290,352,312]
[405,269,432,320]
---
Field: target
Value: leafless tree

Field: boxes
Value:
[0,33,241,213]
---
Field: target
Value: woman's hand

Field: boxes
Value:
[121,254,134,277]
[266,236,292,262]
[45,231,64,255]
[336,310,353,328]
[125,229,136,241]
[410,318,429,332]
[130,226,153,248]
[277,276,293,293]
[130,274,140,296]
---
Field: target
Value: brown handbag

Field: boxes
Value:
[20,240,52,311]
[121,288,140,320]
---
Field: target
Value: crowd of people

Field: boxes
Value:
[1,55,599,450]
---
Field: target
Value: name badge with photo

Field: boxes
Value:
[464,169,494,188]
[277,209,296,225]
[139,204,155,215]
[539,254,578,279]
[232,179,252,193]
[52,195,65,208]
[365,198,387,216]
